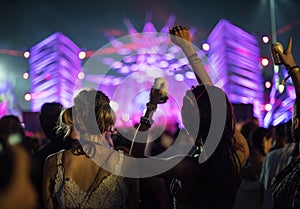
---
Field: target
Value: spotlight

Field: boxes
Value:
[23,51,30,59]
[265,81,271,89]
[202,42,210,51]
[262,35,270,44]
[278,84,285,93]
[23,72,29,80]
[78,51,86,60]
[261,57,269,67]
[24,93,32,101]
[264,103,272,111]
[77,72,85,80]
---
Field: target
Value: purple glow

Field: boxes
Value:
[0,81,22,119]
[207,19,264,125]
[80,17,265,128]
[143,22,157,33]
[29,32,82,111]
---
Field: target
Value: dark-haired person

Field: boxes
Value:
[32,102,69,209]
[271,38,300,209]
[234,127,273,209]
[132,26,250,209]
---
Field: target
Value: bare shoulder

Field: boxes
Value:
[44,150,65,168]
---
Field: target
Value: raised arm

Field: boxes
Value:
[277,37,300,95]
[130,88,165,157]
[169,26,213,86]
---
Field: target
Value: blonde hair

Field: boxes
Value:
[71,89,115,136]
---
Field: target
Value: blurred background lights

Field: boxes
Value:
[261,57,269,67]
[23,51,30,59]
[264,103,272,111]
[24,93,32,101]
[202,42,210,51]
[262,35,270,44]
[77,72,85,79]
[278,84,285,93]
[110,101,119,112]
[185,71,195,79]
[174,74,184,81]
[23,72,29,79]
[78,51,86,59]
[121,113,130,121]
[265,81,272,89]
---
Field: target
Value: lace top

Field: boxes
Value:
[52,150,129,209]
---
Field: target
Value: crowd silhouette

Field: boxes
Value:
[0,27,299,209]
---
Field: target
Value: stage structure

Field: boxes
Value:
[29,32,82,112]
[26,17,267,127]
[263,70,295,127]
[80,16,202,127]
[207,19,264,125]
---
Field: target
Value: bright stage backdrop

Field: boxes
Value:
[25,18,294,127]
[28,32,82,112]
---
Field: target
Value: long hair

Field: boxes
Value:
[59,89,115,157]
[182,85,241,179]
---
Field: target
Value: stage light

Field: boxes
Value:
[265,81,271,89]
[202,42,210,51]
[122,113,130,121]
[262,35,270,44]
[264,103,272,111]
[23,51,30,59]
[23,72,29,80]
[78,51,86,59]
[110,101,119,111]
[77,72,85,80]
[185,71,195,79]
[159,60,169,68]
[279,84,285,93]
[24,93,32,101]
[261,57,269,67]
[174,74,184,81]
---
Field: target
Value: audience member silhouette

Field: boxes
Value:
[234,127,273,209]
[32,102,69,209]
[260,120,295,209]
[132,26,250,209]
[270,37,300,209]
[0,134,37,209]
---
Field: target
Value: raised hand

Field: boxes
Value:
[149,88,166,105]
[276,37,297,70]
[169,26,194,54]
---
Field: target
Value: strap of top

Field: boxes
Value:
[114,150,124,175]
[56,150,64,179]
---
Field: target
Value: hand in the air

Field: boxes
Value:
[276,37,296,70]
[149,88,167,104]
[169,26,192,50]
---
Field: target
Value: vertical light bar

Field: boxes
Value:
[207,19,264,125]
[29,32,82,111]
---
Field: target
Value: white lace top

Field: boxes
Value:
[52,150,129,209]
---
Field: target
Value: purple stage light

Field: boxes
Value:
[207,19,264,125]
[29,32,82,111]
